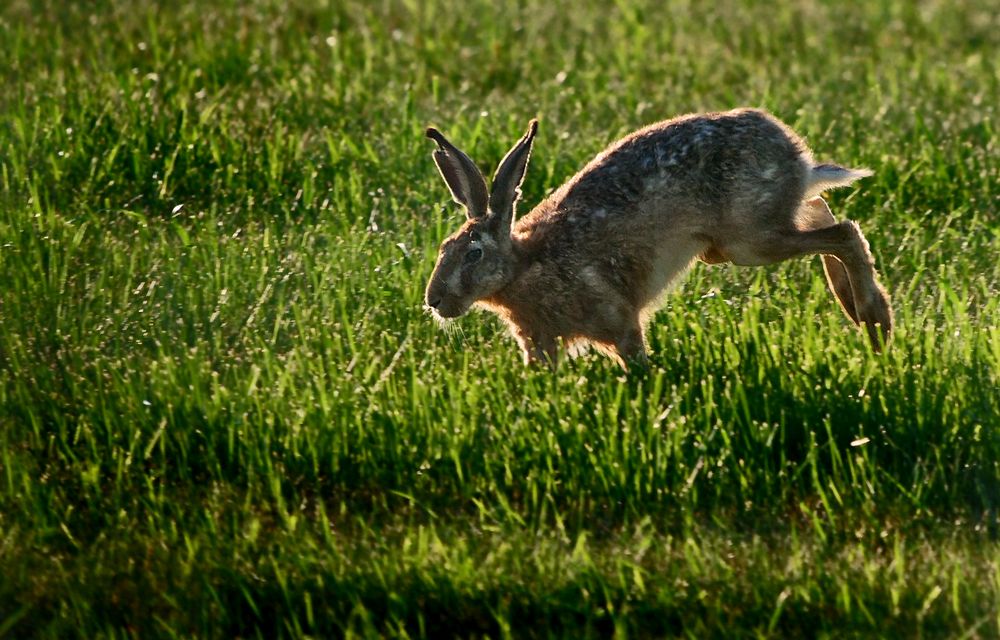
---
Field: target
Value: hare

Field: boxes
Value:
[424,108,892,368]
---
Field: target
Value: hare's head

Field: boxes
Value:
[424,120,537,319]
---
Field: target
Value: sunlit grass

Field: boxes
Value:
[1,0,998,637]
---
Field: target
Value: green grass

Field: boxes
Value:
[1,0,999,637]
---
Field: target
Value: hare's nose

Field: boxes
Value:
[427,297,442,309]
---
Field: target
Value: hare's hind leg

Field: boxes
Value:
[797,197,860,325]
[722,221,893,351]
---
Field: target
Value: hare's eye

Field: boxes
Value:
[463,247,483,265]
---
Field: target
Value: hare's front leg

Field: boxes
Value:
[513,331,559,367]
[612,323,648,370]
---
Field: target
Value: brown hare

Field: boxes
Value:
[424,108,892,368]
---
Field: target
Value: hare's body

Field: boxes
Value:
[425,109,892,366]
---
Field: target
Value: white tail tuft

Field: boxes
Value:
[804,163,874,198]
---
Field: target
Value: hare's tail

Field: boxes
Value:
[803,163,873,198]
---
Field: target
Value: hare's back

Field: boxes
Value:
[548,109,810,223]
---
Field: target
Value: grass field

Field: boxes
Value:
[1,0,999,637]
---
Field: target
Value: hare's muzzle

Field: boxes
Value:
[425,289,467,319]
[424,291,453,318]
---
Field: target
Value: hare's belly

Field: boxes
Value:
[640,236,709,309]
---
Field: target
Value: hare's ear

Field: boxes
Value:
[489,119,538,234]
[426,127,489,219]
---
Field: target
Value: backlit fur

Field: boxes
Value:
[425,109,893,367]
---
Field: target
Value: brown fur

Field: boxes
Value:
[424,109,893,368]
